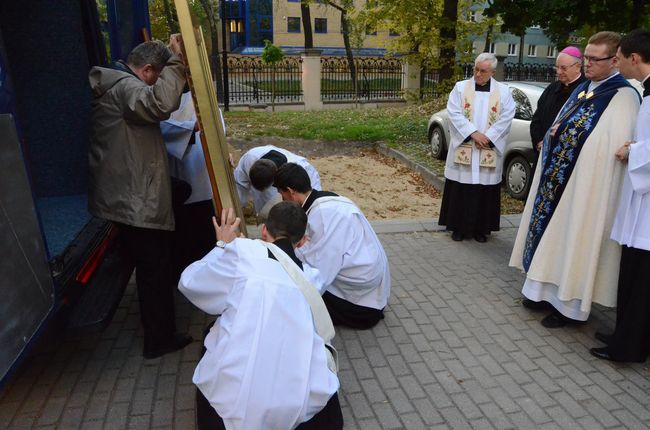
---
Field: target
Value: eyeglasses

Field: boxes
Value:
[583,55,615,63]
[554,62,580,71]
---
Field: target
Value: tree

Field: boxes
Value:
[484,0,539,66]
[322,0,359,96]
[301,1,314,50]
[261,40,284,111]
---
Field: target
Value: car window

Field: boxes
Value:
[510,87,533,121]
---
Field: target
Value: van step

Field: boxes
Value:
[66,240,133,331]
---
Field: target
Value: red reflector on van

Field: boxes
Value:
[75,225,117,284]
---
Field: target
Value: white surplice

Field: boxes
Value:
[161,91,226,204]
[234,145,321,213]
[611,89,650,250]
[297,196,390,310]
[444,77,516,185]
[510,84,640,319]
[178,239,339,430]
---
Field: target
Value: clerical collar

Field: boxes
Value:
[566,74,583,86]
[642,74,650,97]
[301,189,339,213]
[267,238,303,269]
[588,71,619,93]
[475,80,491,92]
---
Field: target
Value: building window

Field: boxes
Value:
[488,42,495,54]
[508,43,517,56]
[287,17,301,33]
[528,44,537,57]
[546,46,556,57]
[288,0,300,2]
[315,18,327,34]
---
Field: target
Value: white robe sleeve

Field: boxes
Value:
[161,117,196,160]
[178,246,239,315]
[628,102,650,194]
[485,84,516,154]
[234,152,254,207]
[447,82,478,148]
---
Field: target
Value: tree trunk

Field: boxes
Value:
[630,0,644,29]
[340,11,357,97]
[162,0,179,34]
[199,0,224,102]
[439,0,458,83]
[301,1,313,50]
[483,25,493,53]
[518,32,524,80]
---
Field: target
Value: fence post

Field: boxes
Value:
[301,50,323,111]
[402,60,421,102]
[495,55,507,81]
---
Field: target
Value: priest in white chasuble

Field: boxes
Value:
[590,29,650,363]
[438,53,516,243]
[510,31,641,329]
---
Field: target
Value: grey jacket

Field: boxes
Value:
[88,56,185,230]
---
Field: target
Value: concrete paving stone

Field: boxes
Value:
[614,392,650,422]
[351,357,375,381]
[470,417,496,430]
[434,371,465,396]
[576,415,607,430]
[475,352,506,377]
[439,406,472,430]
[127,414,150,430]
[611,409,649,430]
[494,374,527,399]
[136,363,160,389]
[450,392,483,421]
[34,396,66,426]
[177,361,196,383]
[357,417,382,430]
[508,350,539,373]
[582,399,621,428]
[396,342,423,364]
[155,374,177,401]
[151,399,173,427]
[556,377,591,402]
[370,402,402,429]
[520,382,556,409]
[487,387,520,414]
[401,318,422,336]
[342,339,365,360]
[104,401,129,429]
[357,330,380,348]
[440,330,465,349]
[173,409,195,429]
[619,378,650,407]
[478,402,515,429]
[386,354,411,378]
[527,369,562,394]
[383,387,414,415]
[554,392,588,419]
[538,345,571,367]
[507,411,538,429]
[78,419,102,430]
[362,346,388,368]
[359,378,387,404]
[345,392,374,420]
[407,362,436,386]
[397,374,427,400]
[174,384,196,411]
[83,390,110,421]
[130,388,154,416]
[8,412,38,430]
[412,397,444,426]
[423,383,454,409]
[448,322,473,340]
[19,385,52,414]
[468,366,499,390]
[338,369,362,394]
[534,356,566,379]
[516,396,552,425]
[502,361,533,386]
[386,326,411,346]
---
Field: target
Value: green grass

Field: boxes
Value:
[224,101,525,214]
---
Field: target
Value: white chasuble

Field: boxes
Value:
[444,77,515,185]
[611,93,650,251]
[510,86,640,317]
[179,239,339,430]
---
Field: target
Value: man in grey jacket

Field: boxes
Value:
[88,36,192,359]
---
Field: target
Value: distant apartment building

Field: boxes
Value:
[222,0,557,63]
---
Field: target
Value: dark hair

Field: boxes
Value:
[273,162,312,193]
[127,41,171,71]
[250,159,277,191]
[619,29,650,63]
[588,31,621,57]
[265,201,307,244]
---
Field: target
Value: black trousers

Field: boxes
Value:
[196,390,343,430]
[171,199,216,284]
[118,224,176,354]
[608,245,650,362]
[323,291,384,330]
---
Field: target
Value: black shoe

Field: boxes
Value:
[541,311,575,328]
[590,346,616,362]
[144,333,193,359]
[473,234,487,243]
[451,231,463,241]
[522,298,551,311]
[595,331,612,344]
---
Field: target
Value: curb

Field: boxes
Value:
[376,143,446,191]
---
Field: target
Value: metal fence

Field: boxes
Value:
[503,63,555,82]
[226,55,303,105]
[320,57,404,102]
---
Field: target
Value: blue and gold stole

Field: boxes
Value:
[522,74,632,271]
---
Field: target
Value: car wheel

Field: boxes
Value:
[506,155,532,200]
[429,125,447,160]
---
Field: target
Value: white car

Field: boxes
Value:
[427,82,547,200]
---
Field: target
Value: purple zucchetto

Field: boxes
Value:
[560,46,582,59]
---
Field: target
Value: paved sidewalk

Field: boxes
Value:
[1,217,649,429]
